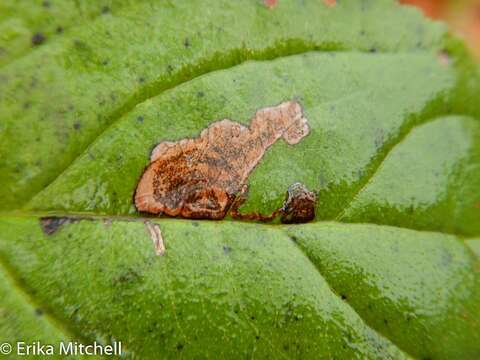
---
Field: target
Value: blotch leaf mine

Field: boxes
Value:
[135,101,309,220]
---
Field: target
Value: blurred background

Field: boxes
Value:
[400,0,480,60]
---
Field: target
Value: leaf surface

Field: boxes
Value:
[0,1,480,359]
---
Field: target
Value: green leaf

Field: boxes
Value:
[0,0,479,359]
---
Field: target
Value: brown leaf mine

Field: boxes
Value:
[135,101,310,219]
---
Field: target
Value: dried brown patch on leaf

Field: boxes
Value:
[135,101,310,220]
[145,222,165,256]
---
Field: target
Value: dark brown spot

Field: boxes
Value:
[183,38,190,48]
[135,101,310,220]
[35,308,44,316]
[73,122,81,130]
[56,26,64,34]
[101,6,110,14]
[280,183,316,224]
[31,33,46,46]
[40,217,71,235]
[42,1,50,8]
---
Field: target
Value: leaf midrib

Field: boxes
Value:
[0,212,478,240]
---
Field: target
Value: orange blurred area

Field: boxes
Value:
[400,0,480,60]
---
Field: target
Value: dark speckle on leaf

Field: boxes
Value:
[101,6,110,14]
[31,33,46,46]
[184,38,190,48]
[40,217,72,235]
[117,269,142,284]
[35,308,44,316]
[223,245,232,254]
[56,26,64,34]
[73,122,81,130]
[137,116,144,123]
